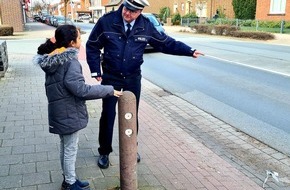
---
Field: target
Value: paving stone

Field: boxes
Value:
[12,145,35,155]
[0,154,23,165]
[0,175,22,189]
[9,163,36,175]
[92,176,120,190]
[0,165,9,176]
[36,160,61,172]
[0,146,12,155]
[22,172,50,186]
[23,152,48,163]
[5,186,37,190]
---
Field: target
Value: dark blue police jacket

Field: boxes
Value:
[86,5,195,77]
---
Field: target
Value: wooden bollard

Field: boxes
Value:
[118,91,138,190]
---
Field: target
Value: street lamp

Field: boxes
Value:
[22,3,27,23]
[70,0,74,21]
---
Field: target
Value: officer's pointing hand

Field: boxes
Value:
[193,51,204,58]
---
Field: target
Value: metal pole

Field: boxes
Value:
[70,0,74,22]
[23,4,27,24]
[118,91,138,190]
[280,20,284,34]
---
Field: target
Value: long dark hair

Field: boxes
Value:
[37,25,78,55]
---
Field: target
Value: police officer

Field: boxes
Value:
[86,0,204,169]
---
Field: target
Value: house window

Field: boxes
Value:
[270,0,286,14]
[182,3,184,11]
[173,4,178,13]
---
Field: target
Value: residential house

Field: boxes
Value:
[0,0,26,32]
[256,0,290,21]
[89,0,109,19]
[59,0,91,20]
[49,3,61,16]
[104,0,234,19]
[104,0,121,12]
[167,0,234,19]
[53,0,235,22]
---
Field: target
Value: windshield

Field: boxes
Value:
[143,14,160,26]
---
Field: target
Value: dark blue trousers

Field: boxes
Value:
[98,72,141,155]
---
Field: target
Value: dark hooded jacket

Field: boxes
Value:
[33,48,114,135]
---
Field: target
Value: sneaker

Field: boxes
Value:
[62,182,85,190]
[62,180,90,190]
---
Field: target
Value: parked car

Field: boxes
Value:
[53,16,74,27]
[78,14,91,20]
[142,13,165,34]
[40,14,50,23]
[142,13,165,50]
[45,15,54,25]
[33,15,41,22]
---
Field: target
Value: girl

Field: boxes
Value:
[33,25,122,190]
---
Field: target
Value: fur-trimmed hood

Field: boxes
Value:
[33,47,79,74]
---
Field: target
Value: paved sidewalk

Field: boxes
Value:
[0,22,290,190]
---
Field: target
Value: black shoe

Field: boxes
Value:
[98,155,109,169]
[137,152,141,163]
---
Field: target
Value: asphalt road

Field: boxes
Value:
[142,34,290,156]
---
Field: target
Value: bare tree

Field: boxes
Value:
[41,0,53,13]
[41,0,53,5]
[31,1,44,14]
[196,0,207,17]
[64,0,69,23]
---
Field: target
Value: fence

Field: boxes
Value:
[180,18,290,34]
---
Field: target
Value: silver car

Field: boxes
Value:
[142,13,165,34]
[53,16,74,27]
[142,13,165,50]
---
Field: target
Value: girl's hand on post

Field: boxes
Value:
[114,90,123,97]
[95,77,102,81]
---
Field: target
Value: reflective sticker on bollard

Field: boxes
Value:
[125,129,133,137]
[125,113,133,120]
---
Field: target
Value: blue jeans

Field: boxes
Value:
[59,131,79,185]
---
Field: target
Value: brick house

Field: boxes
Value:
[57,0,91,19]
[0,0,25,32]
[51,0,235,21]
[256,0,290,21]
[103,0,234,19]
[104,0,121,12]
[164,0,234,19]
[88,0,109,19]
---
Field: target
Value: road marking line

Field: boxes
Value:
[205,54,290,78]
